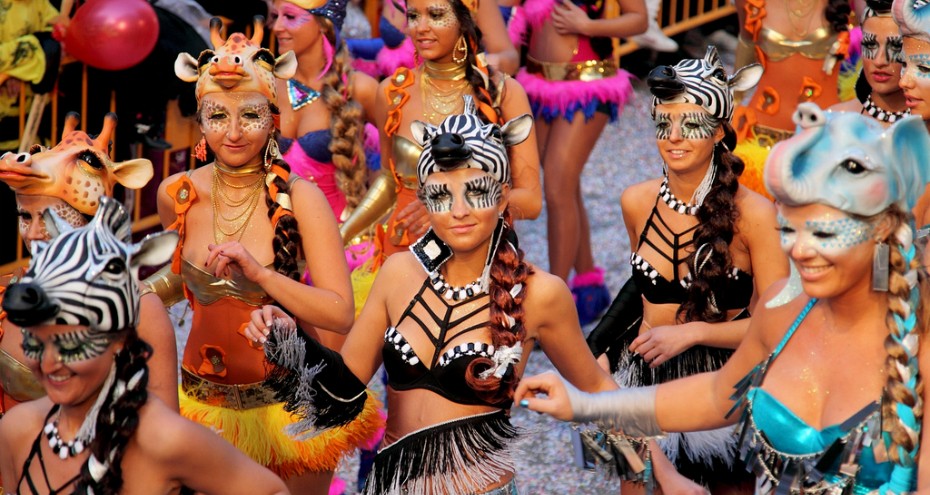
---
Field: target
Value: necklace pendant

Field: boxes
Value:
[287,79,321,111]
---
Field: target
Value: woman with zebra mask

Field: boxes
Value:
[156,19,382,494]
[519,102,930,495]
[245,101,618,494]
[0,113,179,420]
[829,0,908,125]
[0,198,289,495]
[585,47,787,494]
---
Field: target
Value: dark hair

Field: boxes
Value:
[265,148,303,281]
[449,0,502,123]
[464,209,533,402]
[824,0,851,39]
[677,122,743,323]
[74,330,151,495]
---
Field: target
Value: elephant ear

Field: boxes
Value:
[885,115,930,212]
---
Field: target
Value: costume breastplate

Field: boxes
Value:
[181,257,273,307]
[757,25,835,62]
[392,135,421,189]
[0,347,44,402]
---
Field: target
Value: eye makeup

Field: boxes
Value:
[421,183,453,213]
[201,100,273,134]
[272,3,314,30]
[21,328,114,364]
[407,3,457,29]
[777,214,873,257]
[887,35,904,64]
[862,32,879,60]
[654,111,717,140]
[463,176,501,209]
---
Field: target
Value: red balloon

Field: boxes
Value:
[64,0,159,71]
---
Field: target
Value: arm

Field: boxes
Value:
[500,79,542,220]
[551,0,647,39]
[138,293,180,411]
[476,0,520,74]
[351,71,379,125]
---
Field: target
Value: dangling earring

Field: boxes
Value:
[411,228,453,273]
[264,138,281,172]
[194,136,207,162]
[873,238,890,292]
[452,35,468,65]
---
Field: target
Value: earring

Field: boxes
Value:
[452,35,468,65]
[873,239,890,292]
[410,228,453,273]
[264,138,281,172]
[194,136,207,162]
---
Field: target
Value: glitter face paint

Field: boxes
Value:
[406,3,458,29]
[201,100,274,135]
[270,2,315,30]
[777,213,873,257]
[21,328,114,364]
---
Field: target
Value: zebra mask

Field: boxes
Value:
[2,197,178,333]
[647,46,762,123]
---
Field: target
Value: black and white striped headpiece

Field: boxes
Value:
[412,96,533,186]
[2,197,177,333]
[648,46,762,121]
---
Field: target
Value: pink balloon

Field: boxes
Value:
[64,0,159,71]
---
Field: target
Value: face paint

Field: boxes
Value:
[17,201,87,242]
[463,176,502,209]
[903,53,930,80]
[421,183,453,213]
[407,3,458,29]
[887,35,905,63]
[654,111,718,140]
[201,100,273,135]
[778,213,873,257]
[239,104,274,133]
[271,3,314,30]
[21,328,114,364]
[862,32,879,59]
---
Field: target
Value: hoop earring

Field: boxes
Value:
[264,138,281,172]
[452,35,468,65]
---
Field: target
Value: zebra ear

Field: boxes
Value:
[30,240,49,258]
[501,114,534,147]
[728,63,763,93]
[131,231,179,272]
[410,120,436,148]
[94,197,132,243]
[42,208,76,240]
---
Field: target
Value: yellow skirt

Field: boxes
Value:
[179,386,384,479]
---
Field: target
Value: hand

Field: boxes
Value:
[245,305,295,344]
[205,242,268,283]
[515,372,575,421]
[628,322,699,368]
[551,0,591,36]
[395,199,430,239]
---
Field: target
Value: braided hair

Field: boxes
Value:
[264,131,303,282]
[73,330,151,495]
[449,0,502,124]
[677,123,744,323]
[464,209,534,403]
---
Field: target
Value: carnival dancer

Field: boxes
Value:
[0,198,290,495]
[250,100,617,495]
[155,18,383,494]
[586,47,786,494]
[0,113,179,418]
[518,102,930,495]
[732,0,853,196]
[829,0,908,125]
[338,0,541,263]
[508,0,646,324]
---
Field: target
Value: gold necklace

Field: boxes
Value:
[421,70,471,125]
[786,0,818,36]
[214,160,265,177]
[211,165,266,243]
[424,60,467,81]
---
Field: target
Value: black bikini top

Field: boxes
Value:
[382,278,511,408]
[18,405,81,495]
[630,199,753,310]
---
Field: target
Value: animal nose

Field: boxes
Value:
[1,151,31,166]
[646,65,685,100]
[1,282,60,328]
[430,133,472,167]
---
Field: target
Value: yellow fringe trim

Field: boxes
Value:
[351,258,379,318]
[734,138,774,201]
[179,386,385,479]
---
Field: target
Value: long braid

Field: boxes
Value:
[880,208,924,482]
[264,128,303,280]
[678,124,743,323]
[465,209,533,402]
[317,17,368,210]
[451,0,501,124]
[74,330,151,494]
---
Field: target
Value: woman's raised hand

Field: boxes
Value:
[206,242,268,282]
[515,372,576,421]
[550,0,591,36]
[245,304,295,344]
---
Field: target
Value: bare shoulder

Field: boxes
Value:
[751,279,811,348]
[379,251,420,278]
[134,398,207,461]
[500,77,531,114]
[0,398,51,443]
[735,185,777,224]
[288,177,331,217]
[522,265,572,308]
[351,71,378,94]
[621,178,662,212]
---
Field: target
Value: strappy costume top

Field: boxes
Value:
[729,299,906,493]
[382,278,510,408]
[629,197,753,309]
[17,406,81,495]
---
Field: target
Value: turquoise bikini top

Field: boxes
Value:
[729,298,914,494]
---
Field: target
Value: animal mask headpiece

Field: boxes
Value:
[286,0,350,35]
[2,197,177,333]
[864,0,893,17]
[0,113,153,216]
[175,17,298,105]
[411,96,533,186]
[893,0,930,41]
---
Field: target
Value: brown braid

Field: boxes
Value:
[880,206,929,465]
[316,16,369,210]
[678,123,744,323]
[266,128,303,281]
[450,0,502,124]
[465,209,534,403]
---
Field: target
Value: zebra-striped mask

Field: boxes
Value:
[2,197,177,334]
[411,95,533,187]
[648,46,762,122]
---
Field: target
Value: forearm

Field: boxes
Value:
[690,318,750,350]
[580,14,648,39]
[487,49,520,76]
[256,269,354,333]
[507,187,543,220]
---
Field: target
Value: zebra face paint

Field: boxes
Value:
[860,16,905,96]
[863,32,880,59]
[464,176,502,210]
[421,172,503,214]
[654,109,719,141]
[21,327,115,364]
[420,183,453,213]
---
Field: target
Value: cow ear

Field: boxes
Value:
[175,53,200,82]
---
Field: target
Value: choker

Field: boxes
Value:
[287,78,321,111]
[862,95,909,123]
[659,177,699,216]
[429,270,487,301]
[214,161,266,177]
[424,60,467,81]
[45,417,92,459]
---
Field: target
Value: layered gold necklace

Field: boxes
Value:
[212,162,266,244]
[421,60,470,125]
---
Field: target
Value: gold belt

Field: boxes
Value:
[181,368,278,410]
[525,55,617,81]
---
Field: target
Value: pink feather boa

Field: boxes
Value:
[516,67,634,117]
[376,37,416,77]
